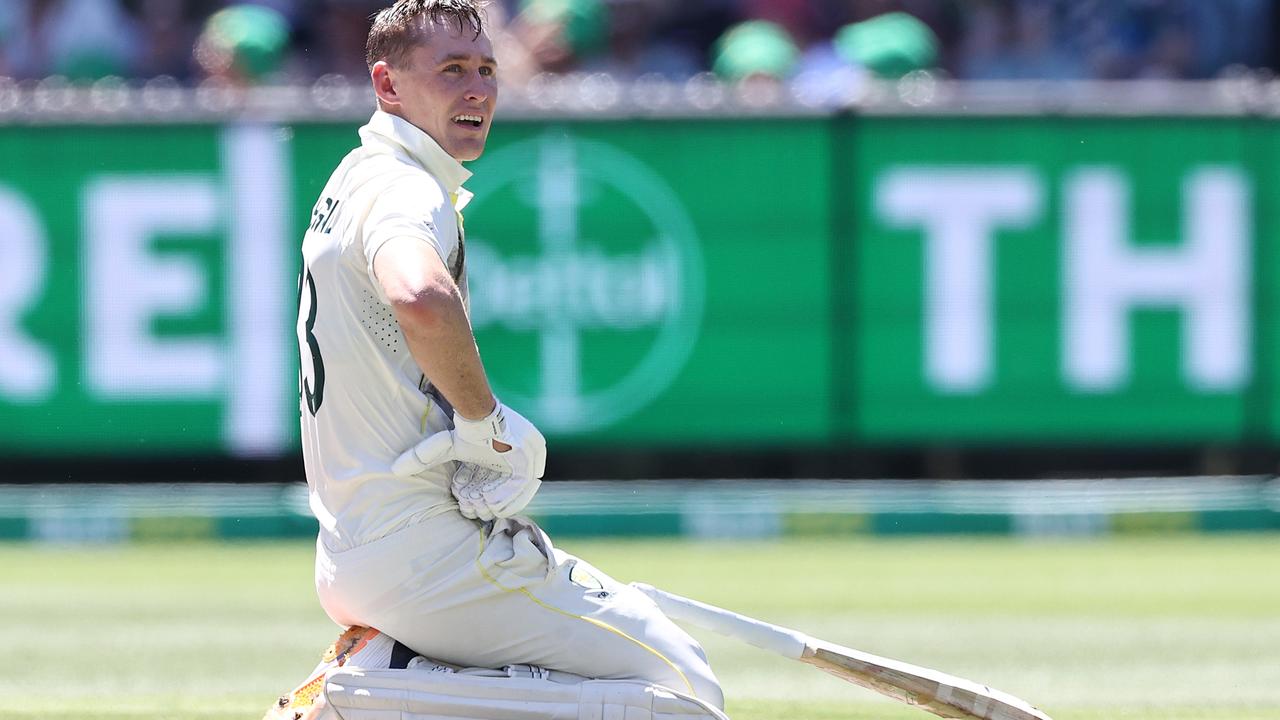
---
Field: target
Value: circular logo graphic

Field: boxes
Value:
[465,131,704,433]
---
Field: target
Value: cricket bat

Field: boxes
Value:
[631,583,1052,720]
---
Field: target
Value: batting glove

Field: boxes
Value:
[448,463,541,520]
[392,400,547,498]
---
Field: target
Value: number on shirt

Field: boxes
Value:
[298,266,325,416]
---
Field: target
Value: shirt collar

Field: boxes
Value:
[359,110,474,210]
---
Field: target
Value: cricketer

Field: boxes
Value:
[283,1,726,718]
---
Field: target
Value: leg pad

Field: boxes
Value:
[324,667,729,720]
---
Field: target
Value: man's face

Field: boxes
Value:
[380,20,498,162]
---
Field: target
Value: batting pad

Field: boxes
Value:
[324,667,730,720]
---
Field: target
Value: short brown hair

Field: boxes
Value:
[365,0,487,69]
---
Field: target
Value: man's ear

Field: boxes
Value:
[371,61,399,107]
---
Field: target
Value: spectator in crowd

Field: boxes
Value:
[788,9,939,106]
[497,0,610,84]
[956,0,1268,81]
[290,1,384,79]
[711,19,798,84]
[131,0,202,81]
[581,0,704,81]
[831,11,939,79]
[0,0,139,81]
[193,3,291,84]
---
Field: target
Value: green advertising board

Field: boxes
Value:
[0,113,1275,457]
[849,118,1265,442]
[463,121,834,445]
[0,124,296,455]
[0,118,833,456]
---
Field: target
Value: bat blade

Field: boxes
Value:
[631,583,1053,720]
[802,641,1053,720]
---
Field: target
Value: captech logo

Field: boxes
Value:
[466,132,704,433]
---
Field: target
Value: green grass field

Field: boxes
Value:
[5,535,1279,720]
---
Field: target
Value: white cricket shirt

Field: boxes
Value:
[298,110,474,551]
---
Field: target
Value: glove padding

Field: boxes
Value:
[392,400,547,519]
[449,463,541,521]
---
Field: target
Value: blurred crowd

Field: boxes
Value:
[0,0,1274,88]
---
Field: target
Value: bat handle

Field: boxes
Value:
[631,583,811,660]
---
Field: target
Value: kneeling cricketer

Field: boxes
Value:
[284,1,725,717]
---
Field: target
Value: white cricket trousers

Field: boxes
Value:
[314,512,724,709]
